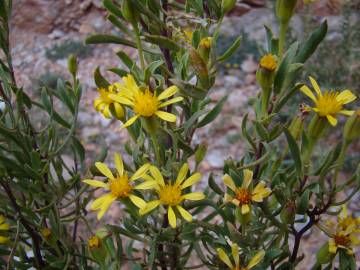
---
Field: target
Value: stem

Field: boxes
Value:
[278,22,288,58]
[261,86,271,117]
[151,135,161,166]
[334,140,349,182]
[133,23,145,70]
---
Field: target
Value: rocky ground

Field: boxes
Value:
[9,0,359,269]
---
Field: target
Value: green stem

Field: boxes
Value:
[334,140,349,183]
[261,86,271,117]
[133,23,145,70]
[151,135,161,166]
[278,22,288,58]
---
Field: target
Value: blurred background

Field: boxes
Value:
[9,0,360,268]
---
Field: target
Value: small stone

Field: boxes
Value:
[48,29,65,39]
[241,56,258,73]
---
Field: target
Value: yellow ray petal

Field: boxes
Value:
[326,114,338,126]
[300,85,317,102]
[122,115,140,128]
[0,215,4,223]
[222,174,236,191]
[158,97,184,108]
[134,180,158,190]
[94,99,103,110]
[181,192,205,201]
[328,239,337,253]
[95,162,114,179]
[175,163,189,186]
[247,250,265,269]
[91,193,114,210]
[217,248,234,269]
[122,74,139,93]
[231,198,240,206]
[109,94,134,106]
[113,102,124,118]
[130,163,151,181]
[82,179,109,189]
[0,236,8,244]
[97,195,116,220]
[157,86,179,101]
[168,206,177,228]
[309,76,322,97]
[181,173,201,190]
[149,166,165,186]
[139,200,161,215]
[339,110,354,116]
[241,204,250,214]
[155,111,177,122]
[176,206,193,222]
[0,223,9,231]
[128,195,146,209]
[336,90,356,104]
[231,243,240,268]
[114,153,124,176]
[103,105,111,118]
[242,169,253,189]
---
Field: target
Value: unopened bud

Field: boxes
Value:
[68,54,77,77]
[276,0,298,24]
[198,37,212,63]
[88,235,107,263]
[280,201,296,224]
[344,109,360,142]
[221,0,237,14]
[256,54,277,90]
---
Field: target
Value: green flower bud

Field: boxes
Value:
[280,201,296,224]
[276,0,298,24]
[221,0,237,14]
[235,207,251,225]
[198,37,212,63]
[307,114,328,141]
[344,109,360,142]
[67,54,77,77]
[88,235,107,264]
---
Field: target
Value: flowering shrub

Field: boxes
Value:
[0,0,359,269]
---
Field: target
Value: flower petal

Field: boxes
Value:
[130,163,151,181]
[113,102,125,118]
[91,193,113,210]
[149,166,165,186]
[222,174,236,191]
[217,248,234,269]
[97,195,117,220]
[0,223,9,231]
[158,97,184,108]
[122,115,140,128]
[309,76,322,97]
[82,179,108,189]
[181,192,205,201]
[326,114,338,126]
[181,173,201,190]
[0,236,8,244]
[129,195,146,209]
[157,86,179,101]
[336,90,356,104]
[242,169,253,189]
[247,250,265,269]
[95,162,114,179]
[339,110,354,116]
[109,94,134,106]
[155,111,177,122]
[176,206,193,222]
[300,85,317,102]
[134,180,158,190]
[114,153,124,176]
[231,243,239,268]
[168,206,177,228]
[139,200,161,215]
[241,204,250,214]
[175,163,189,186]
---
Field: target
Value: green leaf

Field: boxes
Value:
[170,79,207,100]
[108,67,128,78]
[254,121,270,141]
[72,136,85,162]
[217,36,241,62]
[197,95,227,128]
[144,60,164,82]
[103,0,123,18]
[85,34,136,47]
[144,34,181,51]
[94,66,110,88]
[295,20,328,63]
[208,173,223,195]
[241,114,256,150]
[297,189,310,214]
[284,128,303,178]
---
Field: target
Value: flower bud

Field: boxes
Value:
[344,109,360,142]
[221,0,237,14]
[280,201,296,224]
[198,37,212,63]
[88,235,107,263]
[68,54,77,77]
[276,0,298,24]
[256,54,277,90]
[307,114,328,141]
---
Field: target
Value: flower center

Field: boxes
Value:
[88,236,100,249]
[334,234,351,247]
[98,88,113,104]
[109,175,133,198]
[260,54,277,71]
[315,91,343,116]
[235,188,252,204]
[133,89,159,117]
[158,184,182,206]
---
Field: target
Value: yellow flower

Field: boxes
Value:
[223,169,271,214]
[321,205,360,255]
[217,243,265,270]
[94,83,125,119]
[199,37,212,49]
[83,153,152,219]
[139,164,205,228]
[0,215,9,244]
[300,77,356,126]
[259,54,277,72]
[183,29,193,43]
[88,235,101,249]
[41,228,52,238]
[109,75,183,128]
